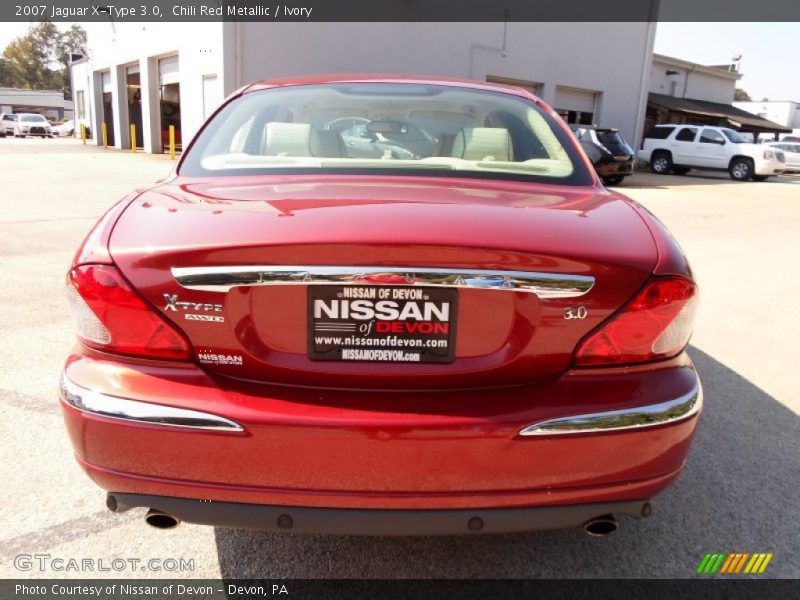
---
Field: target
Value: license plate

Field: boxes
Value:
[308,286,457,363]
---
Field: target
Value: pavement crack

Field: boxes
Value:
[0,509,139,562]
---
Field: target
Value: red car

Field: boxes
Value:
[61,76,701,536]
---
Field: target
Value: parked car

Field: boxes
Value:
[53,119,75,137]
[1,113,16,136]
[61,76,701,536]
[764,141,800,174]
[639,124,785,181]
[13,113,53,138]
[572,126,634,186]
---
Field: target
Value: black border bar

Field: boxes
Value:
[4,0,800,22]
[2,579,796,600]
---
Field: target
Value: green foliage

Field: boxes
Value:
[733,88,751,101]
[0,23,87,98]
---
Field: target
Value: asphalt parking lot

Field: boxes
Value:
[0,138,797,579]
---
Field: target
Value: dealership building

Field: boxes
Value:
[70,21,658,154]
[644,53,789,141]
[0,88,73,121]
[733,100,800,139]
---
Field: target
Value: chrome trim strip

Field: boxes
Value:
[171,266,595,298]
[60,375,244,433]
[519,382,702,436]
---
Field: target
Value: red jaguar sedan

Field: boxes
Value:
[61,76,701,536]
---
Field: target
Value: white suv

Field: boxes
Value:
[639,125,785,181]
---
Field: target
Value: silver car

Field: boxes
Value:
[1,113,16,136]
[765,142,800,174]
[13,113,53,138]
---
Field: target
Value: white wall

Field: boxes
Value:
[73,23,225,151]
[234,22,655,148]
[734,101,800,130]
[69,60,93,136]
[650,57,737,104]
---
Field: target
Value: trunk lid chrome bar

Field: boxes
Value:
[171,266,594,299]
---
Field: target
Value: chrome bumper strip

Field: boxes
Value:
[60,376,244,433]
[171,266,594,299]
[519,382,702,436]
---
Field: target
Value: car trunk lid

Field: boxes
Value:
[109,174,656,388]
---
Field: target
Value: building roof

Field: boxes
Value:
[648,92,791,133]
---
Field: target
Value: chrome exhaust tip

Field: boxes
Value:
[583,514,619,537]
[145,508,180,529]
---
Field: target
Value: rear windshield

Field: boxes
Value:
[596,130,632,154]
[644,126,675,140]
[180,83,592,185]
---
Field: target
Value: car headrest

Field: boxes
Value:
[315,129,347,158]
[452,127,512,161]
[264,122,321,156]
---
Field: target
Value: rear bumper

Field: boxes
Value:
[595,161,634,178]
[61,352,702,514]
[110,493,651,535]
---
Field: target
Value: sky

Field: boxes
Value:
[654,22,800,101]
[1,21,798,101]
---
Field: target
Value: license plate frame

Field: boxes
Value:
[307,285,457,364]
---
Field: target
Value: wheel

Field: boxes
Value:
[602,175,625,186]
[752,175,769,182]
[650,151,672,174]
[672,166,691,175]
[729,158,753,181]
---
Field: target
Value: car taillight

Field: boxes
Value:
[574,277,697,366]
[67,264,191,360]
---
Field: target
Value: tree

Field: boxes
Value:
[0,23,86,98]
[55,25,88,98]
[734,88,751,102]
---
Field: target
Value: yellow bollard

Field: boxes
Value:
[169,125,175,160]
[101,122,108,149]
[130,124,136,152]
[80,124,86,144]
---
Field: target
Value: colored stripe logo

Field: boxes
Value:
[696,553,773,574]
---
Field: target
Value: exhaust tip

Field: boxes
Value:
[145,508,180,529]
[583,514,619,537]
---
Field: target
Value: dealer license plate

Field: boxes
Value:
[308,286,457,363]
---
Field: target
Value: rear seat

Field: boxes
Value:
[451,127,512,161]
[263,122,346,157]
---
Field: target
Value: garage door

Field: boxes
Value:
[555,86,598,125]
[555,87,596,113]
[159,56,179,86]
